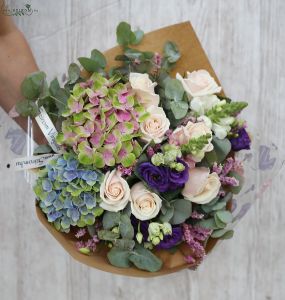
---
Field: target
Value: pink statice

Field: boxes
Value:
[182,223,212,266]
[75,228,87,238]
[191,211,204,220]
[153,52,162,67]
[213,157,244,188]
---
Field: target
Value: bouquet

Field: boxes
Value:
[13,22,252,276]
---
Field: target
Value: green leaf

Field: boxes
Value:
[116,22,134,46]
[49,78,61,97]
[114,239,135,250]
[119,214,134,239]
[129,245,163,272]
[215,210,233,224]
[15,99,39,117]
[78,57,99,73]
[98,230,120,241]
[107,247,131,268]
[214,213,227,229]
[170,101,188,119]
[21,71,46,100]
[211,229,234,239]
[91,49,107,69]
[197,218,219,230]
[165,79,185,101]
[103,211,121,230]
[170,199,192,225]
[212,137,231,163]
[159,205,174,223]
[68,63,81,84]
[164,41,181,63]
[131,29,144,45]
[204,150,218,167]
[33,144,52,155]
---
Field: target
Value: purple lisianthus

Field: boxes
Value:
[230,128,251,151]
[137,162,169,192]
[168,159,189,188]
[157,226,183,249]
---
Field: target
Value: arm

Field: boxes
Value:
[0,1,45,144]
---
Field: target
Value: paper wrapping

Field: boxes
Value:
[35,22,227,277]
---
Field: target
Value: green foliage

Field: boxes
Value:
[33,144,52,155]
[170,199,192,225]
[163,41,180,64]
[119,214,134,239]
[206,101,248,123]
[129,245,163,272]
[21,71,46,100]
[165,79,184,101]
[211,229,234,239]
[68,63,81,84]
[211,137,232,163]
[116,22,144,46]
[102,211,121,230]
[15,99,39,117]
[228,171,244,194]
[107,247,131,268]
[181,134,211,155]
[78,49,106,72]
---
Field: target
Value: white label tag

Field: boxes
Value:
[6,153,61,171]
[35,106,61,153]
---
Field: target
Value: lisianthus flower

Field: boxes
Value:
[230,127,251,151]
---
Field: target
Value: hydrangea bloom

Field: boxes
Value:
[33,154,103,232]
[56,73,149,168]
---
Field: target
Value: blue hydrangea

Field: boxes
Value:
[34,153,103,233]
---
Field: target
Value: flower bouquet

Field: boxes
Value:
[13,22,255,277]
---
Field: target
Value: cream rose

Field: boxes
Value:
[130,182,162,221]
[169,120,213,162]
[182,167,221,204]
[140,105,170,143]
[176,70,221,98]
[129,72,160,108]
[100,170,130,212]
[190,94,221,115]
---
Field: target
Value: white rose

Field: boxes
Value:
[140,105,170,143]
[100,170,130,212]
[182,167,221,204]
[190,95,221,115]
[130,182,162,221]
[176,70,221,98]
[129,72,160,108]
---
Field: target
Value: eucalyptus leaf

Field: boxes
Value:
[78,57,100,72]
[170,199,192,225]
[132,29,144,44]
[98,230,120,241]
[170,101,188,119]
[129,245,162,272]
[114,239,135,250]
[21,71,46,100]
[119,214,134,239]
[15,99,39,117]
[91,49,107,69]
[214,214,227,229]
[68,63,81,84]
[164,41,181,63]
[116,22,134,46]
[212,137,231,163]
[215,210,233,224]
[102,211,121,230]
[211,229,234,239]
[165,79,184,101]
[107,247,131,268]
[197,218,219,230]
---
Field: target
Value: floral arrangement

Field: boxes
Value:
[16,22,251,273]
